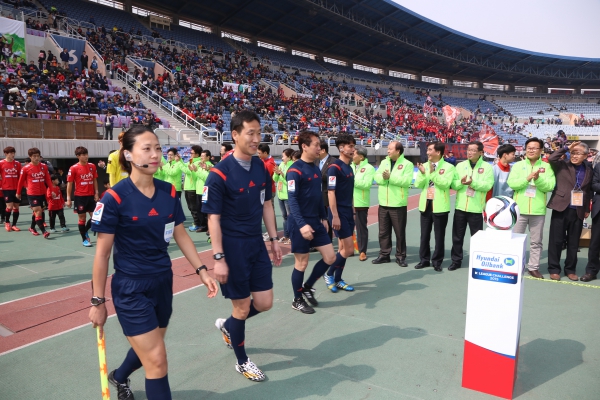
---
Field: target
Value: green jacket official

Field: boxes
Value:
[452,157,494,213]
[353,158,376,208]
[414,158,456,213]
[507,158,555,215]
[374,154,414,207]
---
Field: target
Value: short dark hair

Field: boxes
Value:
[298,130,320,152]
[335,134,356,149]
[525,137,543,149]
[230,110,260,132]
[28,147,41,157]
[468,141,484,152]
[74,146,88,156]
[221,143,233,152]
[191,145,203,156]
[497,144,516,158]
[258,143,270,155]
[201,149,211,158]
[428,141,445,156]
[393,141,404,155]
[167,147,178,155]
[51,173,60,180]
[291,150,302,160]
[3,146,15,154]
[119,125,157,175]
[319,139,329,153]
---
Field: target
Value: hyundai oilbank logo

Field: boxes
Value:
[504,258,515,266]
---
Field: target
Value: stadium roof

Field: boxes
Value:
[136,0,600,87]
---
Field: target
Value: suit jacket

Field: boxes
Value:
[319,154,336,207]
[590,163,600,219]
[547,147,592,220]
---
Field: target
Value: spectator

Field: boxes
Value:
[59,48,69,69]
[80,50,88,70]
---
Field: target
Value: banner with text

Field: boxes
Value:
[51,34,86,71]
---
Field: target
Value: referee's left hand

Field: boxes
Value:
[198,270,218,298]
[271,241,282,266]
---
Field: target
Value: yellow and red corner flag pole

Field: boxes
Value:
[352,231,359,255]
[96,327,111,400]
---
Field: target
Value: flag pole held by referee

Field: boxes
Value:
[96,327,111,400]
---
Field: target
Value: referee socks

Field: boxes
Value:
[145,374,171,400]
[327,252,347,281]
[292,268,305,299]
[114,348,142,384]
[304,259,331,288]
[227,316,248,365]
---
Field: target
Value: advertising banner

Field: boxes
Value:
[51,34,86,71]
[0,17,26,64]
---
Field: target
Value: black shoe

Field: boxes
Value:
[108,370,134,400]
[580,274,597,282]
[396,258,408,267]
[433,265,442,272]
[448,263,461,271]
[292,297,315,314]
[414,262,431,269]
[301,285,318,306]
[372,256,391,264]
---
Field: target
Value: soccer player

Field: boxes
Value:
[352,146,375,261]
[286,130,336,314]
[323,134,357,292]
[99,131,129,187]
[160,148,185,199]
[449,141,494,271]
[66,146,99,247]
[16,148,52,238]
[508,137,556,279]
[204,110,282,382]
[89,126,218,400]
[414,142,456,271]
[0,146,22,231]
[47,174,69,232]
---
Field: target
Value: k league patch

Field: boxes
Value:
[260,189,265,205]
[360,168,366,173]
[287,180,295,192]
[439,169,445,175]
[202,186,208,203]
[478,168,484,174]
[329,176,337,187]
[91,203,104,224]
[398,164,404,170]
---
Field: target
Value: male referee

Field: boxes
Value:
[203,110,282,382]
[287,130,336,314]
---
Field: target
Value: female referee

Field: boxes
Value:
[89,126,218,400]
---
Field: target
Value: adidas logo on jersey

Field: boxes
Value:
[148,208,159,216]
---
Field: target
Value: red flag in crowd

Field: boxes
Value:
[442,105,460,127]
[423,96,434,114]
[479,124,499,158]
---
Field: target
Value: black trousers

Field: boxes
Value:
[548,208,583,275]
[584,211,600,276]
[377,206,407,259]
[195,193,207,229]
[184,190,200,226]
[419,201,449,266]
[104,125,113,140]
[49,209,65,229]
[450,209,483,266]
[355,207,369,254]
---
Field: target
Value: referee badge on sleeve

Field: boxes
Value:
[329,176,337,187]
[288,180,295,192]
[202,186,208,203]
[260,189,265,205]
[91,203,104,224]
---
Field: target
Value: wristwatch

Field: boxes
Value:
[213,253,225,260]
[91,296,106,306]
[195,265,208,275]
[268,237,278,242]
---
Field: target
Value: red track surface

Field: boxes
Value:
[0,195,420,354]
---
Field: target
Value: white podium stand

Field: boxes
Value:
[462,229,527,399]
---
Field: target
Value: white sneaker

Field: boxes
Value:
[235,358,266,382]
[215,318,232,349]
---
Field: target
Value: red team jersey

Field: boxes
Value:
[17,163,53,196]
[0,159,22,190]
[67,163,98,196]
[46,186,65,210]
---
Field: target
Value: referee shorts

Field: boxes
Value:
[221,235,273,300]
[328,206,355,239]
[289,218,332,254]
[111,270,173,337]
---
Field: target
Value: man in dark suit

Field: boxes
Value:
[547,141,592,281]
[582,155,600,282]
[318,140,336,239]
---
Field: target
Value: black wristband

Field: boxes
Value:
[195,265,208,275]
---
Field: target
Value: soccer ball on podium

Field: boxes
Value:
[483,196,520,230]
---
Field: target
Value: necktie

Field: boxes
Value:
[429,164,436,187]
